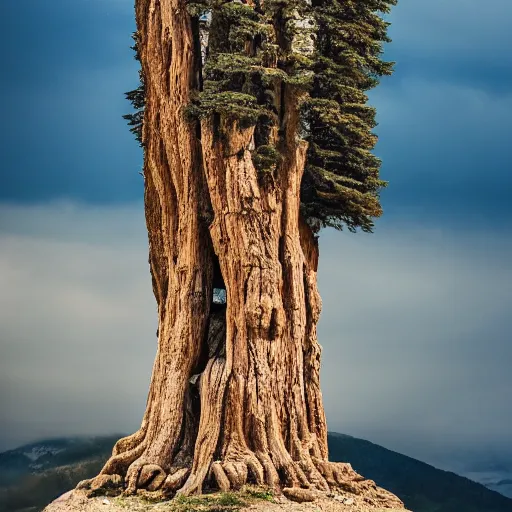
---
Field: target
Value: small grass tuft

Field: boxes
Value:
[240,485,274,502]
[112,496,129,509]
[169,492,244,512]
[217,492,247,507]
[173,494,211,507]
[138,490,169,504]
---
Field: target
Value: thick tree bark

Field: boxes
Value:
[82,0,404,508]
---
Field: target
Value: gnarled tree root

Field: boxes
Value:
[76,474,124,498]
[79,449,403,510]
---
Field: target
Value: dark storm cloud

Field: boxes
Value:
[1,0,142,203]
[372,78,512,225]
[371,0,512,223]
[386,0,512,65]
[2,0,512,224]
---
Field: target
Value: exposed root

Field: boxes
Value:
[314,460,337,487]
[255,451,279,489]
[179,445,331,498]
[223,461,246,489]
[99,442,147,477]
[125,460,171,494]
[125,460,145,495]
[163,468,190,492]
[123,461,172,495]
[298,457,329,492]
[265,443,310,490]
[245,454,265,486]
[211,462,230,491]
[175,475,202,497]
[139,464,167,491]
[168,452,402,509]
[283,487,318,503]
[313,460,405,509]
[81,447,403,510]
[111,428,147,456]
[75,473,124,498]
[206,451,290,495]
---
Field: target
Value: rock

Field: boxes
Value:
[282,487,318,502]
[76,479,92,490]
[91,474,123,491]
[84,474,124,499]
[338,482,360,495]
[54,491,74,503]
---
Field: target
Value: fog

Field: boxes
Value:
[1,202,510,469]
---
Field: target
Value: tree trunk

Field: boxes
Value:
[83,0,404,508]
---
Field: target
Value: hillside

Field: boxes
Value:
[328,433,512,512]
[0,436,120,512]
[1,434,511,512]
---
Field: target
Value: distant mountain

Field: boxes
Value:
[0,436,123,484]
[0,436,121,512]
[1,433,512,512]
[328,432,512,512]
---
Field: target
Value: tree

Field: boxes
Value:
[85,0,403,505]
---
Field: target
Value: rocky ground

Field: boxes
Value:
[44,486,411,512]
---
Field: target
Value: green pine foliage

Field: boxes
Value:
[185,2,289,140]
[302,0,396,233]
[124,0,397,233]
[123,33,145,147]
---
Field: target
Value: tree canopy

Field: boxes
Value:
[124,0,396,233]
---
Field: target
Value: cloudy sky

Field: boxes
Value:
[1,0,511,471]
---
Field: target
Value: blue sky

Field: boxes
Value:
[2,0,512,224]
[1,0,511,472]
[2,0,141,204]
